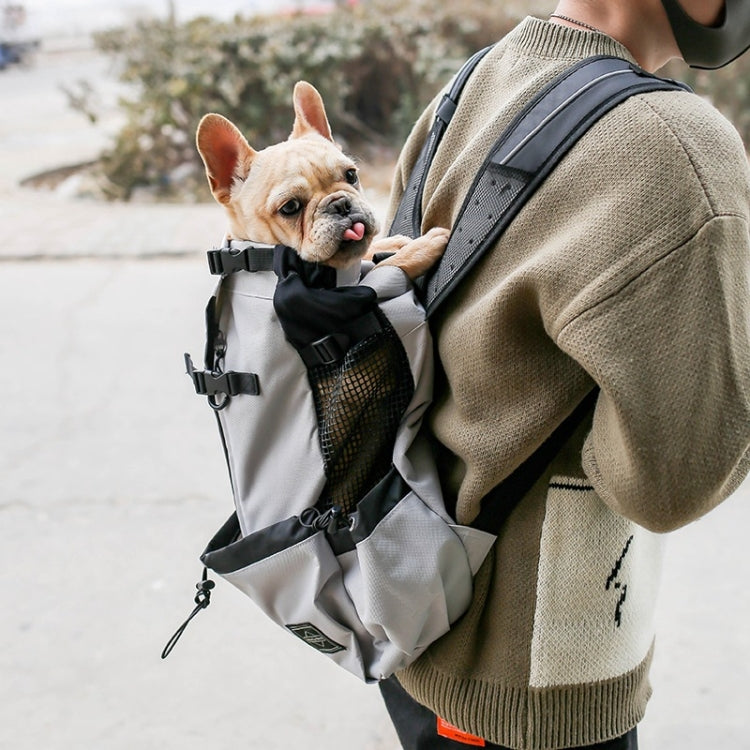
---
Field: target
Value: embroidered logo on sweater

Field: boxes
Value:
[530,477,663,687]
[436,717,486,746]
[606,535,634,627]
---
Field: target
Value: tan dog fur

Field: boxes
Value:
[196,81,448,278]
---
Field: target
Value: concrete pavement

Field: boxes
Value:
[0,41,748,750]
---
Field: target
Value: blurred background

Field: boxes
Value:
[0,1,748,748]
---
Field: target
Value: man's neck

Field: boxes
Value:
[550,0,681,71]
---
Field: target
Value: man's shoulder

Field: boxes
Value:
[626,87,747,172]
[590,85,750,216]
[636,86,742,145]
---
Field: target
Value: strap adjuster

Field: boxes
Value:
[297,312,384,368]
[207,243,276,275]
[435,93,457,125]
[300,334,350,367]
[184,354,260,405]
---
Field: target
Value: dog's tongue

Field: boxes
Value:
[343,222,366,242]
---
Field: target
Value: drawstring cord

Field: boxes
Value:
[161,568,215,659]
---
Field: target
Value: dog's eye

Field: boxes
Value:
[344,168,359,185]
[279,198,302,216]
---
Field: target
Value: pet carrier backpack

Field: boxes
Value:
[164,54,688,683]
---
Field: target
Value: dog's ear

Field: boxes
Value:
[196,114,256,205]
[291,81,333,142]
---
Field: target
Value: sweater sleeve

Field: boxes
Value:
[557,212,750,532]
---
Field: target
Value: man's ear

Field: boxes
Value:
[291,81,334,141]
[196,114,256,205]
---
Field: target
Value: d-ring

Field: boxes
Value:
[208,392,230,411]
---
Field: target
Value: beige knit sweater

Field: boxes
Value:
[386,17,750,750]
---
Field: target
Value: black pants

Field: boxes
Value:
[380,676,638,750]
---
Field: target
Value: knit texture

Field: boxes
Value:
[389,17,750,750]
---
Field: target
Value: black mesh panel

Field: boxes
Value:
[309,310,415,514]
[424,162,529,310]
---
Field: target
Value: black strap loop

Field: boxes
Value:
[297,311,383,367]
[435,93,457,125]
[300,333,351,367]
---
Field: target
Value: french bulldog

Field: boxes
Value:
[195,80,448,278]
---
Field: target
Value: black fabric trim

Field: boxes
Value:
[200,468,410,569]
[272,244,381,356]
[350,467,406,544]
[213,410,237,500]
[203,294,220,370]
[201,513,318,574]
[327,524,356,556]
[273,242,338,288]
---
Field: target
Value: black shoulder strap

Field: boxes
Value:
[388,55,689,530]
[423,56,689,315]
[471,388,598,534]
[389,45,494,240]
[388,54,689,316]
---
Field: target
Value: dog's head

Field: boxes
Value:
[196,82,377,269]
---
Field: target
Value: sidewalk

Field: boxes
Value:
[1,41,748,750]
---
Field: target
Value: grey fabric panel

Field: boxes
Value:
[212,489,492,682]
[216,270,327,535]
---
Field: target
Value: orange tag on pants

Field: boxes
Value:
[436,717,486,746]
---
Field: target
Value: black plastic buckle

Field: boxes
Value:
[435,93,457,125]
[207,243,276,275]
[184,353,260,403]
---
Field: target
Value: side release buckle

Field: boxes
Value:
[184,353,260,410]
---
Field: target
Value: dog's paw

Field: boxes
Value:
[377,227,450,280]
[366,234,412,258]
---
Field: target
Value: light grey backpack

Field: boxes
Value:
[174,241,495,683]
[164,54,687,683]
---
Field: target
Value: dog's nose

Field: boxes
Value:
[328,196,352,216]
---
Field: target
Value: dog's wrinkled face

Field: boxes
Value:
[196,82,377,268]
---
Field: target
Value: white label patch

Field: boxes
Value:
[529,477,664,687]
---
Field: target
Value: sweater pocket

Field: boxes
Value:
[529,476,664,688]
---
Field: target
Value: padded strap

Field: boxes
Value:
[391,57,687,529]
[388,45,494,239]
[423,57,690,315]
